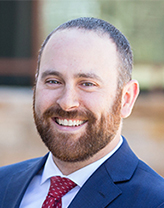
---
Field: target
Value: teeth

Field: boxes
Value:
[64,119,68,126]
[56,118,85,127]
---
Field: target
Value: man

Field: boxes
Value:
[0,17,164,208]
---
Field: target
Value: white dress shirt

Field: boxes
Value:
[20,136,123,208]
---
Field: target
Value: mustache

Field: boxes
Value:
[43,106,96,121]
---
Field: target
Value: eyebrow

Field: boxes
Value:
[75,73,103,82]
[41,70,103,82]
[41,70,62,80]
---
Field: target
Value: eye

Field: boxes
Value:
[81,82,96,87]
[45,79,62,85]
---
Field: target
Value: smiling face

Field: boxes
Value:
[33,29,122,162]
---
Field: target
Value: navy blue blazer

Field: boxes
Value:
[0,137,164,208]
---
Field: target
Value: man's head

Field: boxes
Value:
[33,17,139,163]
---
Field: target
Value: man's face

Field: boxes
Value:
[33,29,122,162]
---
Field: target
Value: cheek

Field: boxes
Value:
[34,89,56,114]
[81,93,110,118]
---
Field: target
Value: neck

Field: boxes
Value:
[52,132,121,175]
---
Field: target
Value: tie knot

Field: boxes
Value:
[49,176,77,199]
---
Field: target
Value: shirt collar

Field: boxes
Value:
[41,136,123,187]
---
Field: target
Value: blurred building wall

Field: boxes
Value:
[0,1,39,86]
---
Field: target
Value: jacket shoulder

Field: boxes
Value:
[137,159,164,191]
[0,157,42,181]
[114,159,164,207]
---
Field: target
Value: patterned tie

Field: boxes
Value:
[42,176,77,208]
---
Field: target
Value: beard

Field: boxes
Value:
[33,89,122,162]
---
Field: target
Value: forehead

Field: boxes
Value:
[42,28,117,55]
[39,29,118,81]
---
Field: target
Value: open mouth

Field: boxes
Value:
[54,118,87,127]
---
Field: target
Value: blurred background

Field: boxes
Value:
[0,1,164,177]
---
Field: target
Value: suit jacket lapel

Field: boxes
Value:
[69,163,122,208]
[69,137,138,208]
[2,154,48,208]
[105,137,138,183]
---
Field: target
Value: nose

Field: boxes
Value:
[56,86,80,111]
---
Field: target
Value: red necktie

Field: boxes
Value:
[42,176,77,208]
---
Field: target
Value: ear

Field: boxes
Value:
[121,80,139,118]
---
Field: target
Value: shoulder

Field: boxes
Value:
[0,155,48,206]
[115,153,164,206]
[130,160,164,206]
[136,159,164,190]
[0,156,45,181]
